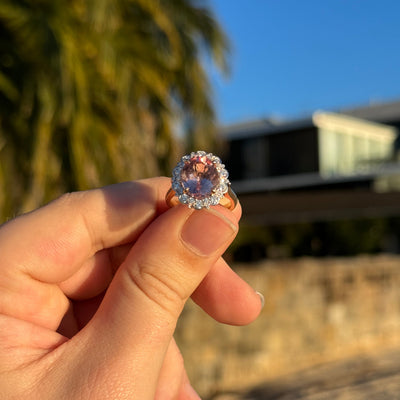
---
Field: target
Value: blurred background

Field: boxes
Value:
[1,0,400,398]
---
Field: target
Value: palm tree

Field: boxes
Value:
[0,0,229,219]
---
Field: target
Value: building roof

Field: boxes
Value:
[341,99,400,124]
[219,116,312,140]
[220,99,400,140]
[313,112,397,141]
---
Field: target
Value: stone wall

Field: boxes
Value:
[175,255,400,398]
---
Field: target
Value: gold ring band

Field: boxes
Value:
[166,186,238,210]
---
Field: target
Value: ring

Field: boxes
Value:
[165,150,238,210]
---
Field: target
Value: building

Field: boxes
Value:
[220,100,400,226]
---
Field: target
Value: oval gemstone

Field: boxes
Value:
[180,155,220,199]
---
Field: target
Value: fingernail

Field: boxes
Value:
[256,291,265,309]
[181,209,237,257]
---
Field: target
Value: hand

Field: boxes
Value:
[0,178,262,399]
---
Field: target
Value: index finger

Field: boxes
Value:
[0,178,170,284]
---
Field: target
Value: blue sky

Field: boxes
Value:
[209,0,400,125]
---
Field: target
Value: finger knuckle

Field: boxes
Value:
[125,258,186,318]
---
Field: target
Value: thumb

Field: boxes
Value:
[76,205,238,398]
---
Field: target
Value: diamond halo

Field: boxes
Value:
[171,151,231,210]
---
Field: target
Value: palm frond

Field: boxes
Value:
[0,0,230,219]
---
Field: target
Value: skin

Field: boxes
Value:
[0,177,262,399]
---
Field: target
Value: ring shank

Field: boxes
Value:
[165,187,238,210]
